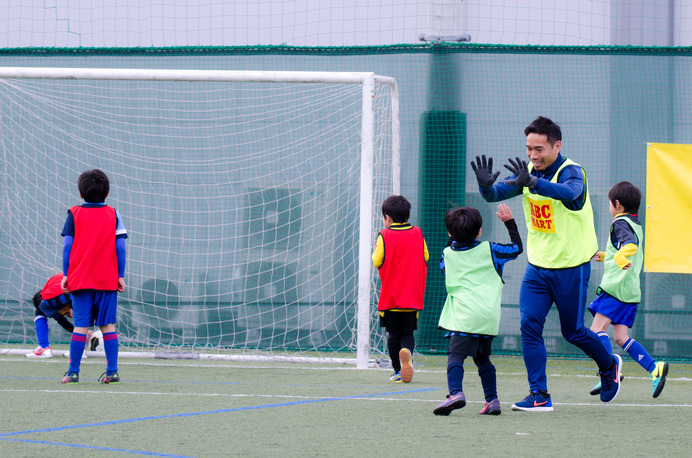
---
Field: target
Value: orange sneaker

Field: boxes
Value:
[399,348,413,383]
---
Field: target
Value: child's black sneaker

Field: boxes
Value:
[99,372,120,384]
[61,372,79,384]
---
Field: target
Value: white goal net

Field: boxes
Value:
[0,68,399,367]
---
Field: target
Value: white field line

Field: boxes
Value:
[0,388,690,408]
[2,355,692,382]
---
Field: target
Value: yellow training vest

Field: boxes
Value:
[521,158,598,268]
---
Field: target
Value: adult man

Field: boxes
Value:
[471,116,621,411]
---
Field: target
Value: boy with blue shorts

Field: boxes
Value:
[26,273,93,358]
[588,181,668,398]
[61,169,127,384]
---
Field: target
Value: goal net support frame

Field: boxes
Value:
[0,67,399,369]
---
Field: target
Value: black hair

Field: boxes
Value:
[78,169,110,203]
[445,206,482,245]
[381,195,411,223]
[524,116,562,146]
[32,291,42,310]
[608,181,641,214]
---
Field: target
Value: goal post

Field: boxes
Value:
[0,67,399,368]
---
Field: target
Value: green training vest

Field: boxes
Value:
[438,242,504,336]
[521,158,598,268]
[597,216,643,303]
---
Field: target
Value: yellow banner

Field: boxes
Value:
[645,143,692,273]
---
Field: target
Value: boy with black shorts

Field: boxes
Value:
[433,204,522,416]
[372,195,428,383]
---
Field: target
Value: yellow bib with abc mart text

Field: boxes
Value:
[521,158,598,268]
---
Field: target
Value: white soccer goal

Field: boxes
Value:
[0,67,399,368]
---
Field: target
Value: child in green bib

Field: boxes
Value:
[433,203,522,416]
[588,181,668,398]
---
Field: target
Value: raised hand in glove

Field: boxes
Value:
[503,157,537,188]
[470,155,500,188]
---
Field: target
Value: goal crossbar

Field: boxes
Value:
[0,67,375,84]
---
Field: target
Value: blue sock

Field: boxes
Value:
[103,332,119,375]
[477,362,498,402]
[597,331,613,353]
[622,338,656,372]
[447,362,464,395]
[68,333,87,374]
[35,316,50,348]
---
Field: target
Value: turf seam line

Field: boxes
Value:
[0,437,192,457]
[0,387,437,438]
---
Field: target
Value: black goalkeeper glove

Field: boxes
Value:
[470,155,500,188]
[504,157,537,189]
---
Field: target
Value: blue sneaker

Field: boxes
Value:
[599,354,622,403]
[651,361,668,398]
[389,371,402,383]
[511,390,553,412]
[590,373,624,395]
[433,392,466,416]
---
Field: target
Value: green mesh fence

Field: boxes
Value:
[0,44,690,361]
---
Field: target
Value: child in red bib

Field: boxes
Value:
[60,169,127,384]
[372,195,428,383]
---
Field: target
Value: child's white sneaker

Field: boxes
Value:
[26,346,52,358]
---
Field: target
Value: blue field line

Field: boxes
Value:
[0,387,436,439]
[0,438,194,457]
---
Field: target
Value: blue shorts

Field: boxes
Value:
[71,290,118,327]
[38,294,72,319]
[588,292,637,328]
